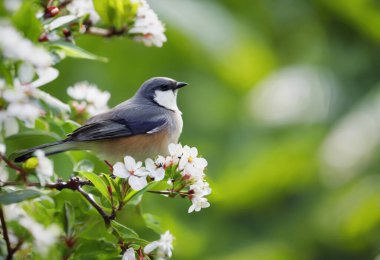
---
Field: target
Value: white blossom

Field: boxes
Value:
[66,0,100,24]
[0,162,9,183]
[31,89,70,113]
[0,143,6,155]
[113,156,148,191]
[145,158,165,181]
[190,180,211,198]
[188,196,210,213]
[4,204,60,254]
[168,143,183,165]
[129,0,167,47]
[144,230,174,259]
[178,145,207,172]
[7,102,41,127]
[155,155,172,168]
[0,24,53,68]
[4,0,22,12]
[2,84,42,128]
[0,143,8,182]
[67,81,110,116]
[122,248,136,260]
[34,150,54,186]
[0,112,19,136]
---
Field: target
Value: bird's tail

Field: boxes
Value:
[12,140,75,162]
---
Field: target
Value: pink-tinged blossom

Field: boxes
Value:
[129,0,167,47]
[144,230,174,259]
[113,156,148,191]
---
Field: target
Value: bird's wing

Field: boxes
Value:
[67,106,168,141]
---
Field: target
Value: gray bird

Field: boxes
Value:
[14,77,187,163]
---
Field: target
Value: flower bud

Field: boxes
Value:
[47,6,59,17]
[23,157,38,170]
[38,33,49,42]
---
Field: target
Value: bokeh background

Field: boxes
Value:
[46,0,380,259]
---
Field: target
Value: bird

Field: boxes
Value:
[13,77,188,163]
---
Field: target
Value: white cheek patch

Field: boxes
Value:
[154,90,179,111]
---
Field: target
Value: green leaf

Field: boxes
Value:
[143,213,162,234]
[34,118,49,131]
[62,120,81,134]
[111,220,138,239]
[93,0,137,28]
[64,202,75,237]
[44,15,78,31]
[124,182,158,205]
[74,238,119,258]
[80,172,111,203]
[49,41,108,62]
[0,189,41,205]
[12,1,42,41]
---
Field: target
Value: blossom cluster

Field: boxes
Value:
[4,203,60,254]
[0,23,64,136]
[113,143,211,213]
[40,0,167,47]
[67,81,111,116]
[123,230,174,260]
[129,0,167,47]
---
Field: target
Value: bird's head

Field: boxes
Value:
[135,77,188,111]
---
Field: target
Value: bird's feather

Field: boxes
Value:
[67,103,169,141]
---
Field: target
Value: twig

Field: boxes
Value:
[77,186,115,226]
[86,26,126,37]
[0,206,11,259]
[104,160,113,172]
[0,155,27,182]
[0,206,15,260]
[148,190,191,198]
[138,247,144,260]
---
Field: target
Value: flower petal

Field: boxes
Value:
[124,156,136,171]
[145,158,155,171]
[152,168,165,181]
[188,204,196,213]
[194,157,208,169]
[129,175,147,191]
[122,248,136,260]
[134,168,149,177]
[143,241,159,254]
[113,162,130,178]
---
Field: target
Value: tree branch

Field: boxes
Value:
[0,206,15,260]
[77,186,115,226]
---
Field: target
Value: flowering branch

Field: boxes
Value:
[0,206,23,260]
[0,206,12,259]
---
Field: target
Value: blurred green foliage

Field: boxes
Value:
[39,0,380,259]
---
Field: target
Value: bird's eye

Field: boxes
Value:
[160,84,171,91]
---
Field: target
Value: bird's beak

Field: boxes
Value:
[175,82,188,89]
